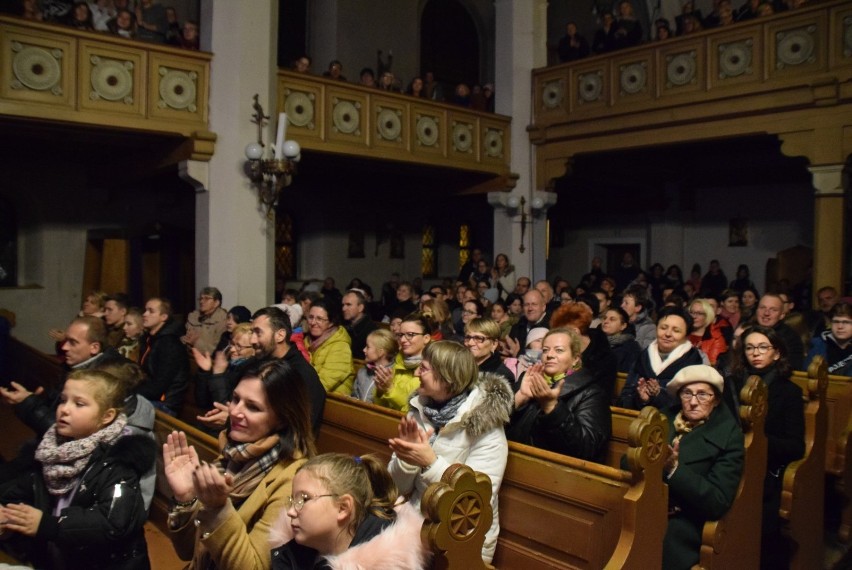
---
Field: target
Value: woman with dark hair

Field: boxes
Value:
[665,264,685,290]
[164,359,316,569]
[304,299,354,394]
[727,325,804,569]
[388,341,513,563]
[491,253,516,300]
[215,305,253,354]
[729,264,756,293]
[66,1,94,30]
[616,306,704,411]
[406,76,425,98]
[600,307,641,374]
[740,285,760,324]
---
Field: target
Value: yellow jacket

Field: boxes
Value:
[373,353,421,412]
[168,456,306,570]
[305,326,355,394]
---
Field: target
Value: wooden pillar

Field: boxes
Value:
[809,164,847,300]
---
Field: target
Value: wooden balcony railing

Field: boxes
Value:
[0,16,215,159]
[278,70,512,177]
[531,0,852,140]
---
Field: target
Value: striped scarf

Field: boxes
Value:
[217,431,281,501]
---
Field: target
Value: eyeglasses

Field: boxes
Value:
[744,344,772,354]
[229,342,253,351]
[198,295,215,302]
[462,309,479,316]
[306,315,329,323]
[286,493,336,512]
[832,319,852,326]
[680,390,714,403]
[395,332,425,341]
[464,335,491,344]
[688,310,706,317]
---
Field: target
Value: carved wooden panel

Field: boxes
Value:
[78,40,144,117]
[766,11,828,79]
[657,39,706,97]
[708,25,763,89]
[280,78,323,142]
[570,61,609,115]
[0,24,74,108]
[326,87,368,147]
[411,103,447,159]
[480,116,509,167]
[612,53,654,104]
[371,94,408,151]
[448,111,478,163]
[147,51,208,124]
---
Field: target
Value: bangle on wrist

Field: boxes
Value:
[172,496,198,509]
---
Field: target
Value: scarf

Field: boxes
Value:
[648,340,693,376]
[607,332,635,348]
[402,354,423,370]
[36,414,128,496]
[308,326,338,353]
[671,410,707,447]
[217,431,281,501]
[420,390,470,445]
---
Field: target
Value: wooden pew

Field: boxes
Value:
[320,393,669,569]
[785,356,828,569]
[696,375,768,569]
[792,366,852,541]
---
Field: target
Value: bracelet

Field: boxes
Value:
[172,496,198,509]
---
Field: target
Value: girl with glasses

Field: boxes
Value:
[728,325,804,568]
[661,365,744,569]
[270,453,426,569]
[369,314,433,412]
[388,341,513,563]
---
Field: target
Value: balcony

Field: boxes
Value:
[0,16,215,160]
[530,0,852,155]
[278,70,512,178]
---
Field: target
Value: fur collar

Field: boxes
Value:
[270,503,428,570]
[441,372,513,439]
[99,434,158,476]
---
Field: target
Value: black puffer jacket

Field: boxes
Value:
[506,367,611,463]
[0,434,157,570]
[137,318,189,413]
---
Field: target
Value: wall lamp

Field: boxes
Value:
[488,191,557,253]
[244,94,301,217]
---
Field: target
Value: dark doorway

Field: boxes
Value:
[605,244,641,276]
[420,0,480,91]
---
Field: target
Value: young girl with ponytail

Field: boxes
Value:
[270,453,427,570]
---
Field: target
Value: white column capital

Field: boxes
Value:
[808,164,846,197]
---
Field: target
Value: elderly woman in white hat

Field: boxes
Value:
[661,364,744,570]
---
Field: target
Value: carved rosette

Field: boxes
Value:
[483,128,503,159]
[10,42,62,95]
[718,40,753,78]
[666,52,696,87]
[844,16,852,57]
[624,406,668,473]
[542,79,564,110]
[577,71,603,103]
[740,375,769,424]
[331,98,360,135]
[620,62,647,95]
[452,122,473,153]
[376,107,402,141]
[775,26,816,69]
[89,55,133,103]
[416,115,439,147]
[284,90,315,129]
[158,67,197,111]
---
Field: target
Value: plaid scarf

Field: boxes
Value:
[217,431,281,501]
[36,414,128,495]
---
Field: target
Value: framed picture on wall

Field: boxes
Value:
[729,218,748,247]
[348,231,365,258]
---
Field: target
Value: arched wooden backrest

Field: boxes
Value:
[422,463,494,570]
[694,375,768,569]
[782,355,827,570]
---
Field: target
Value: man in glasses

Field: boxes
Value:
[182,286,227,354]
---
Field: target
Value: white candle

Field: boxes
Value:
[274,113,287,159]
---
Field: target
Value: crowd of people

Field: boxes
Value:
[5,0,199,49]
[0,248,849,568]
[290,54,495,113]
[557,0,820,63]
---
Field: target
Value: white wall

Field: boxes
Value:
[548,183,814,293]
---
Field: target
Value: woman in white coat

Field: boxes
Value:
[388,341,513,563]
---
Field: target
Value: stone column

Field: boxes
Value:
[810,164,847,299]
[493,0,552,281]
[192,1,278,309]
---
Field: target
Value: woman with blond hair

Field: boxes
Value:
[687,298,728,365]
[388,341,513,563]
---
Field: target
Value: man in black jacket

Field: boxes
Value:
[137,297,188,416]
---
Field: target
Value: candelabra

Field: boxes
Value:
[244,94,301,216]
[487,191,558,253]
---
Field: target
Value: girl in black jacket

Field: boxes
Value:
[0,369,156,570]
